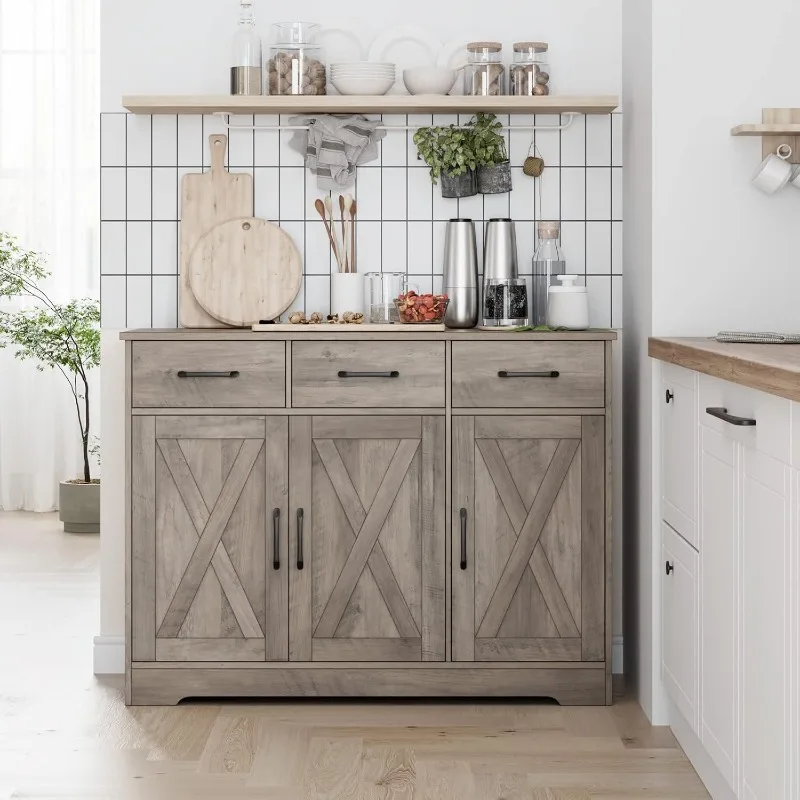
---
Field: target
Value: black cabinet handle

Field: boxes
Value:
[296,508,304,570]
[498,370,560,379]
[272,508,281,571]
[177,370,240,379]
[666,561,674,576]
[460,508,468,570]
[705,407,757,427]
[337,371,400,379]
[665,390,674,404]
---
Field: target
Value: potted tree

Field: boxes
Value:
[0,232,101,533]
[413,124,478,198]
[472,112,513,194]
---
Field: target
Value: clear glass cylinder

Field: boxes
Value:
[531,221,565,326]
[267,22,326,96]
[464,42,505,96]
[365,272,407,324]
[231,0,263,96]
[510,41,550,97]
[482,278,528,326]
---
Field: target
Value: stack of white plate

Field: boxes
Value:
[330,62,396,96]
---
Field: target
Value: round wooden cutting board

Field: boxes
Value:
[188,217,302,326]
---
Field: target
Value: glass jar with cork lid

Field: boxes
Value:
[464,42,505,96]
[267,22,327,96]
[510,41,551,96]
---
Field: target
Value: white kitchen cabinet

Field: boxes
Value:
[740,446,791,800]
[661,363,698,547]
[661,522,698,732]
[698,421,739,795]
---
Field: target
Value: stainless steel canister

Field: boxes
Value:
[442,219,479,329]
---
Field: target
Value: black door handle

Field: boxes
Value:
[705,407,757,427]
[177,370,240,379]
[666,561,674,576]
[272,508,281,570]
[296,508,304,570]
[337,371,400,379]
[498,370,560,379]
[460,508,468,570]
[665,389,674,404]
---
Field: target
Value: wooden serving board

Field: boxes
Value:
[251,323,447,332]
[189,218,302,327]
[179,134,253,328]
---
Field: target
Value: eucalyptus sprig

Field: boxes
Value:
[0,232,100,482]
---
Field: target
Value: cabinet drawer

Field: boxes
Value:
[291,342,445,408]
[699,374,790,465]
[452,341,605,408]
[132,342,286,407]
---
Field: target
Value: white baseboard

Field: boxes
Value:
[93,634,125,675]
[668,698,736,800]
[612,635,624,674]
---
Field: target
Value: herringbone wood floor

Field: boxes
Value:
[0,512,709,799]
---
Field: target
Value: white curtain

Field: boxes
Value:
[0,0,99,511]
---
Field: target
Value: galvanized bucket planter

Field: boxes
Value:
[441,169,478,198]
[478,161,513,194]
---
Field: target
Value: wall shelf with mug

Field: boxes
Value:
[732,108,800,194]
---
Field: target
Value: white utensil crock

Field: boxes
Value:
[331,272,365,316]
[752,144,794,194]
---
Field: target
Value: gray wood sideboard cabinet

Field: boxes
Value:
[122,330,615,706]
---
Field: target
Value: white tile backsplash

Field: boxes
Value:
[101,112,622,330]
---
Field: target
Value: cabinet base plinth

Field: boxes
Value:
[130,665,608,706]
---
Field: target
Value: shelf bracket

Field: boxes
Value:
[213,111,576,134]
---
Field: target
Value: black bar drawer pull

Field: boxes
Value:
[296,508,304,570]
[177,370,240,379]
[272,508,281,571]
[666,561,674,576]
[705,407,757,427]
[460,508,468,570]
[337,370,400,379]
[498,370,560,379]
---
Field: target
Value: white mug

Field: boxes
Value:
[752,144,793,194]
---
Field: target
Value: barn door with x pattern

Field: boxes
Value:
[452,416,605,663]
[289,416,445,662]
[131,416,288,663]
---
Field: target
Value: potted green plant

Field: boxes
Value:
[0,232,101,533]
[413,124,478,198]
[472,112,513,194]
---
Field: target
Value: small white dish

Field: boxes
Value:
[403,66,459,95]
[331,75,395,96]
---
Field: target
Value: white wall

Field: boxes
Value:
[97,0,624,670]
[623,0,800,723]
[101,0,621,111]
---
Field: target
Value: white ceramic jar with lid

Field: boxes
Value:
[547,275,589,330]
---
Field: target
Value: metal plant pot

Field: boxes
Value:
[59,480,100,534]
[478,161,513,194]
[440,169,478,199]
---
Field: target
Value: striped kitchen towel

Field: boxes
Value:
[289,115,386,190]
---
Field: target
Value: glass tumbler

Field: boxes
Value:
[366,272,407,324]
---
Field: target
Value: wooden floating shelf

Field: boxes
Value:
[122,94,619,116]
[731,123,800,136]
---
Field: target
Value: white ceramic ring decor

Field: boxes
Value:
[752,144,794,194]
[331,272,365,316]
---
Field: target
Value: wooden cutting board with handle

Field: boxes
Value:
[179,134,253,328]
[188,217,303,327]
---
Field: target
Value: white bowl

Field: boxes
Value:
[330,68,396,76]
[331,75,396,95]
[332,62,395,70]
[403,66,459,95]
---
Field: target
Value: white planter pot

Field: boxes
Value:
[59,481,100,534]
[331,273,365,316]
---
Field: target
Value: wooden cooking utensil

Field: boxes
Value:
[188,217,302,326]
[338,194,348,272]
[315,198,341,271]
[349,197,358,274]
[179,134,253,327]
[324,196,344,273]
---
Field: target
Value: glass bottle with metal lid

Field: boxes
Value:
[510,41,551,96]
[231,0,263,96]
[464,41,505,96]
